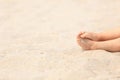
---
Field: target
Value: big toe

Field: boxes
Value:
[77,32,85,39]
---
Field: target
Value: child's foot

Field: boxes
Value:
[77,38,96,50]
[77,32,101,41]
[77,37,120,52]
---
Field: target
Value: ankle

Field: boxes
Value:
[97,33,103,41]
[91,42,98,50]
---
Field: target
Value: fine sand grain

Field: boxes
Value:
[0,0,120,80]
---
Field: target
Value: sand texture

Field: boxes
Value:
[0,0,120,80]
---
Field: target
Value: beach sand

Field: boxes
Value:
[0,0,120,80]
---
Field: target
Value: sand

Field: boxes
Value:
[0,0,120,80]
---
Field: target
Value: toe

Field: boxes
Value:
[81,32,93,40]
[81,33,88,38]
[77,31,85,39]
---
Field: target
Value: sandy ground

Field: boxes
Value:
[0,0,120,80]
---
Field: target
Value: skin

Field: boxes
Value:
[77,28,120,52]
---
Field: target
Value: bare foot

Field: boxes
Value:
[77,38,96,50]
[77,36,120,52]
[78,32,100,41]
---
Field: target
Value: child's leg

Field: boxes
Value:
[77,38,120,52]
[78,27,120,41]
[98,27,120,41]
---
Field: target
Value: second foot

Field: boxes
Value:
[77,38,96,50]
